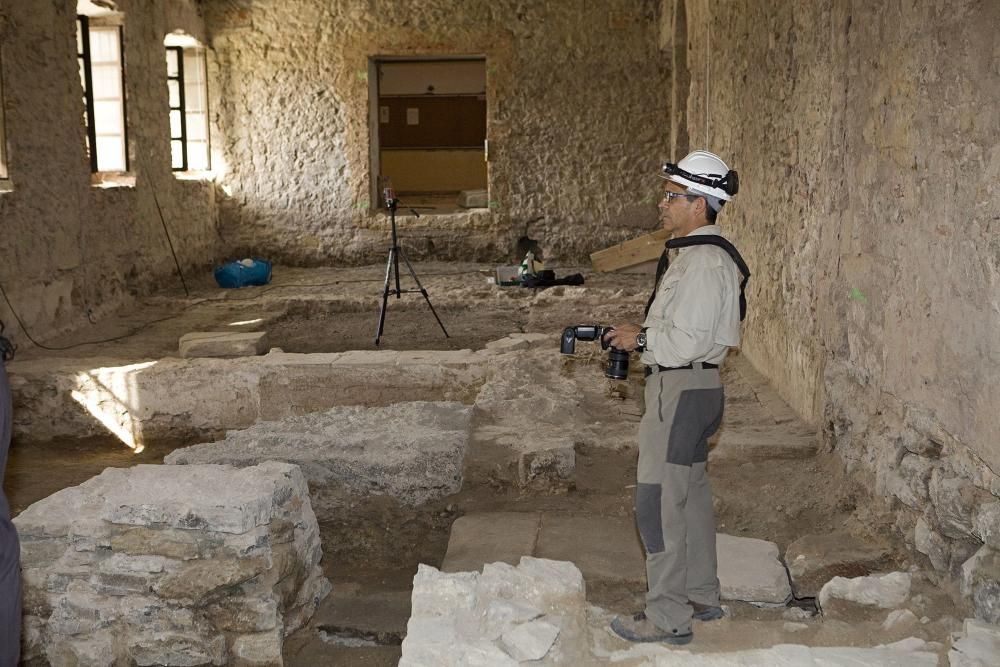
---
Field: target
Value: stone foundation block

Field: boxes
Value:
[718,534,793,604]
[14,462,331,666]
[179,331,269,358]
[166,401,473,508]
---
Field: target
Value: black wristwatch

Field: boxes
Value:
[635,328,648,352]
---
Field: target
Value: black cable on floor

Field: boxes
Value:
[0,268,488,350]
[143,149,190,297]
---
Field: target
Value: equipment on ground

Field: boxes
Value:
[373,181,449,346]
[661,150,739,201]
[560,325,630,380]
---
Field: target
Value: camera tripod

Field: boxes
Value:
[373,196,449,346]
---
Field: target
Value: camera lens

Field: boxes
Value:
[605,348,630,380]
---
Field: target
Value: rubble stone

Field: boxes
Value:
[499,618,560,661]
[166,401,473,507]
[14,463,330,666]
[972,502,1000,549]
[961,546,1000,623]
[717,534,792,604]
[915,516,951,572]
[179,331,269,358]
[948,618,1000,667]
[819,572,912,618]
[929,471,979,539]
[785,532,893,597]
[401,558,578,666]
[518,439,575,487]
[883,609,919,631]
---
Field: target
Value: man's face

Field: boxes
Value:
[658,181,694,234]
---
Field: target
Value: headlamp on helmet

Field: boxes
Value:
[659,150,739,202]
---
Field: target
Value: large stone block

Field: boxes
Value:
[179,331,270,358]
[166,401,473,508]
[14,462,331,666]
[717,534,793,604]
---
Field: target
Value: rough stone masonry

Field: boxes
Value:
[14,462,331,665]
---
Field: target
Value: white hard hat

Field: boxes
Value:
[660,150,739,202]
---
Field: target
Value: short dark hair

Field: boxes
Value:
[687,194,721,224]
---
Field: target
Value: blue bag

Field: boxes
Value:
[214,258,272,288]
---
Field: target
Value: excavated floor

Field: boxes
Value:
[2,263,968,665]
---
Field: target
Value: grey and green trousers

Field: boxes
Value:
[636,363,723,637]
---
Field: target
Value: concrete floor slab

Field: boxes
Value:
[440,512,540,573]
[535,514,645,583]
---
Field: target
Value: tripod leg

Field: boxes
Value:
[374,248,395,346]
[399,248,450,339]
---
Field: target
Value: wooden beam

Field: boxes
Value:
[590,228,669,272]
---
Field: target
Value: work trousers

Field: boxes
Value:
[0,362,21,666]
[636,366,723,636]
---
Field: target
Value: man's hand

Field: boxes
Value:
[603,323,643,351]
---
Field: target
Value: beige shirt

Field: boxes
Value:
[639,225,741,368]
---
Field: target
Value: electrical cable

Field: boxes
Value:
[0,269,487,350]
[142,148,190,297]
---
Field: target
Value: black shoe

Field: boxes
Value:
[610,611,693,645]
[691,601,725,621]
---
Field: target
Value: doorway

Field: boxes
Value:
[370,57,487,213]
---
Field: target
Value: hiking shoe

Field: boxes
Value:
[610,611,693,644]
[691,601,725,621]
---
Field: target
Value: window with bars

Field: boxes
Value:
[77,16,128,173]
[166,46,210,172]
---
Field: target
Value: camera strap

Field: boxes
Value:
[643,236,751,321]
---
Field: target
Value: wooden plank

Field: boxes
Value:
[590,228,669,272]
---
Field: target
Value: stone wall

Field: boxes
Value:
[0,0,219,342]
[15,462,330,664]
[202,0,670,265]
[672,0,1000,611]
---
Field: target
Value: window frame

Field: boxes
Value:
[77,15,129,174]
[166,44,210,173]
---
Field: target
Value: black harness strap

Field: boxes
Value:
[643,236,751,321]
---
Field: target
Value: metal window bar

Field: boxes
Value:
[77,18,128,173]
[167,46,188,171]
[77,17,99,173]
[117,25,129,172]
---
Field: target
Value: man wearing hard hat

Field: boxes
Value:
[603,150,749,645]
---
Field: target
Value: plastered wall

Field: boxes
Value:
[0,0,218,342]
[202,0,670,265]
[675,0,1000,613]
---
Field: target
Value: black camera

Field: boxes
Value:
[560,325,630,380]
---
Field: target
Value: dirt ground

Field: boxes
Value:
[3,263,964,665]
